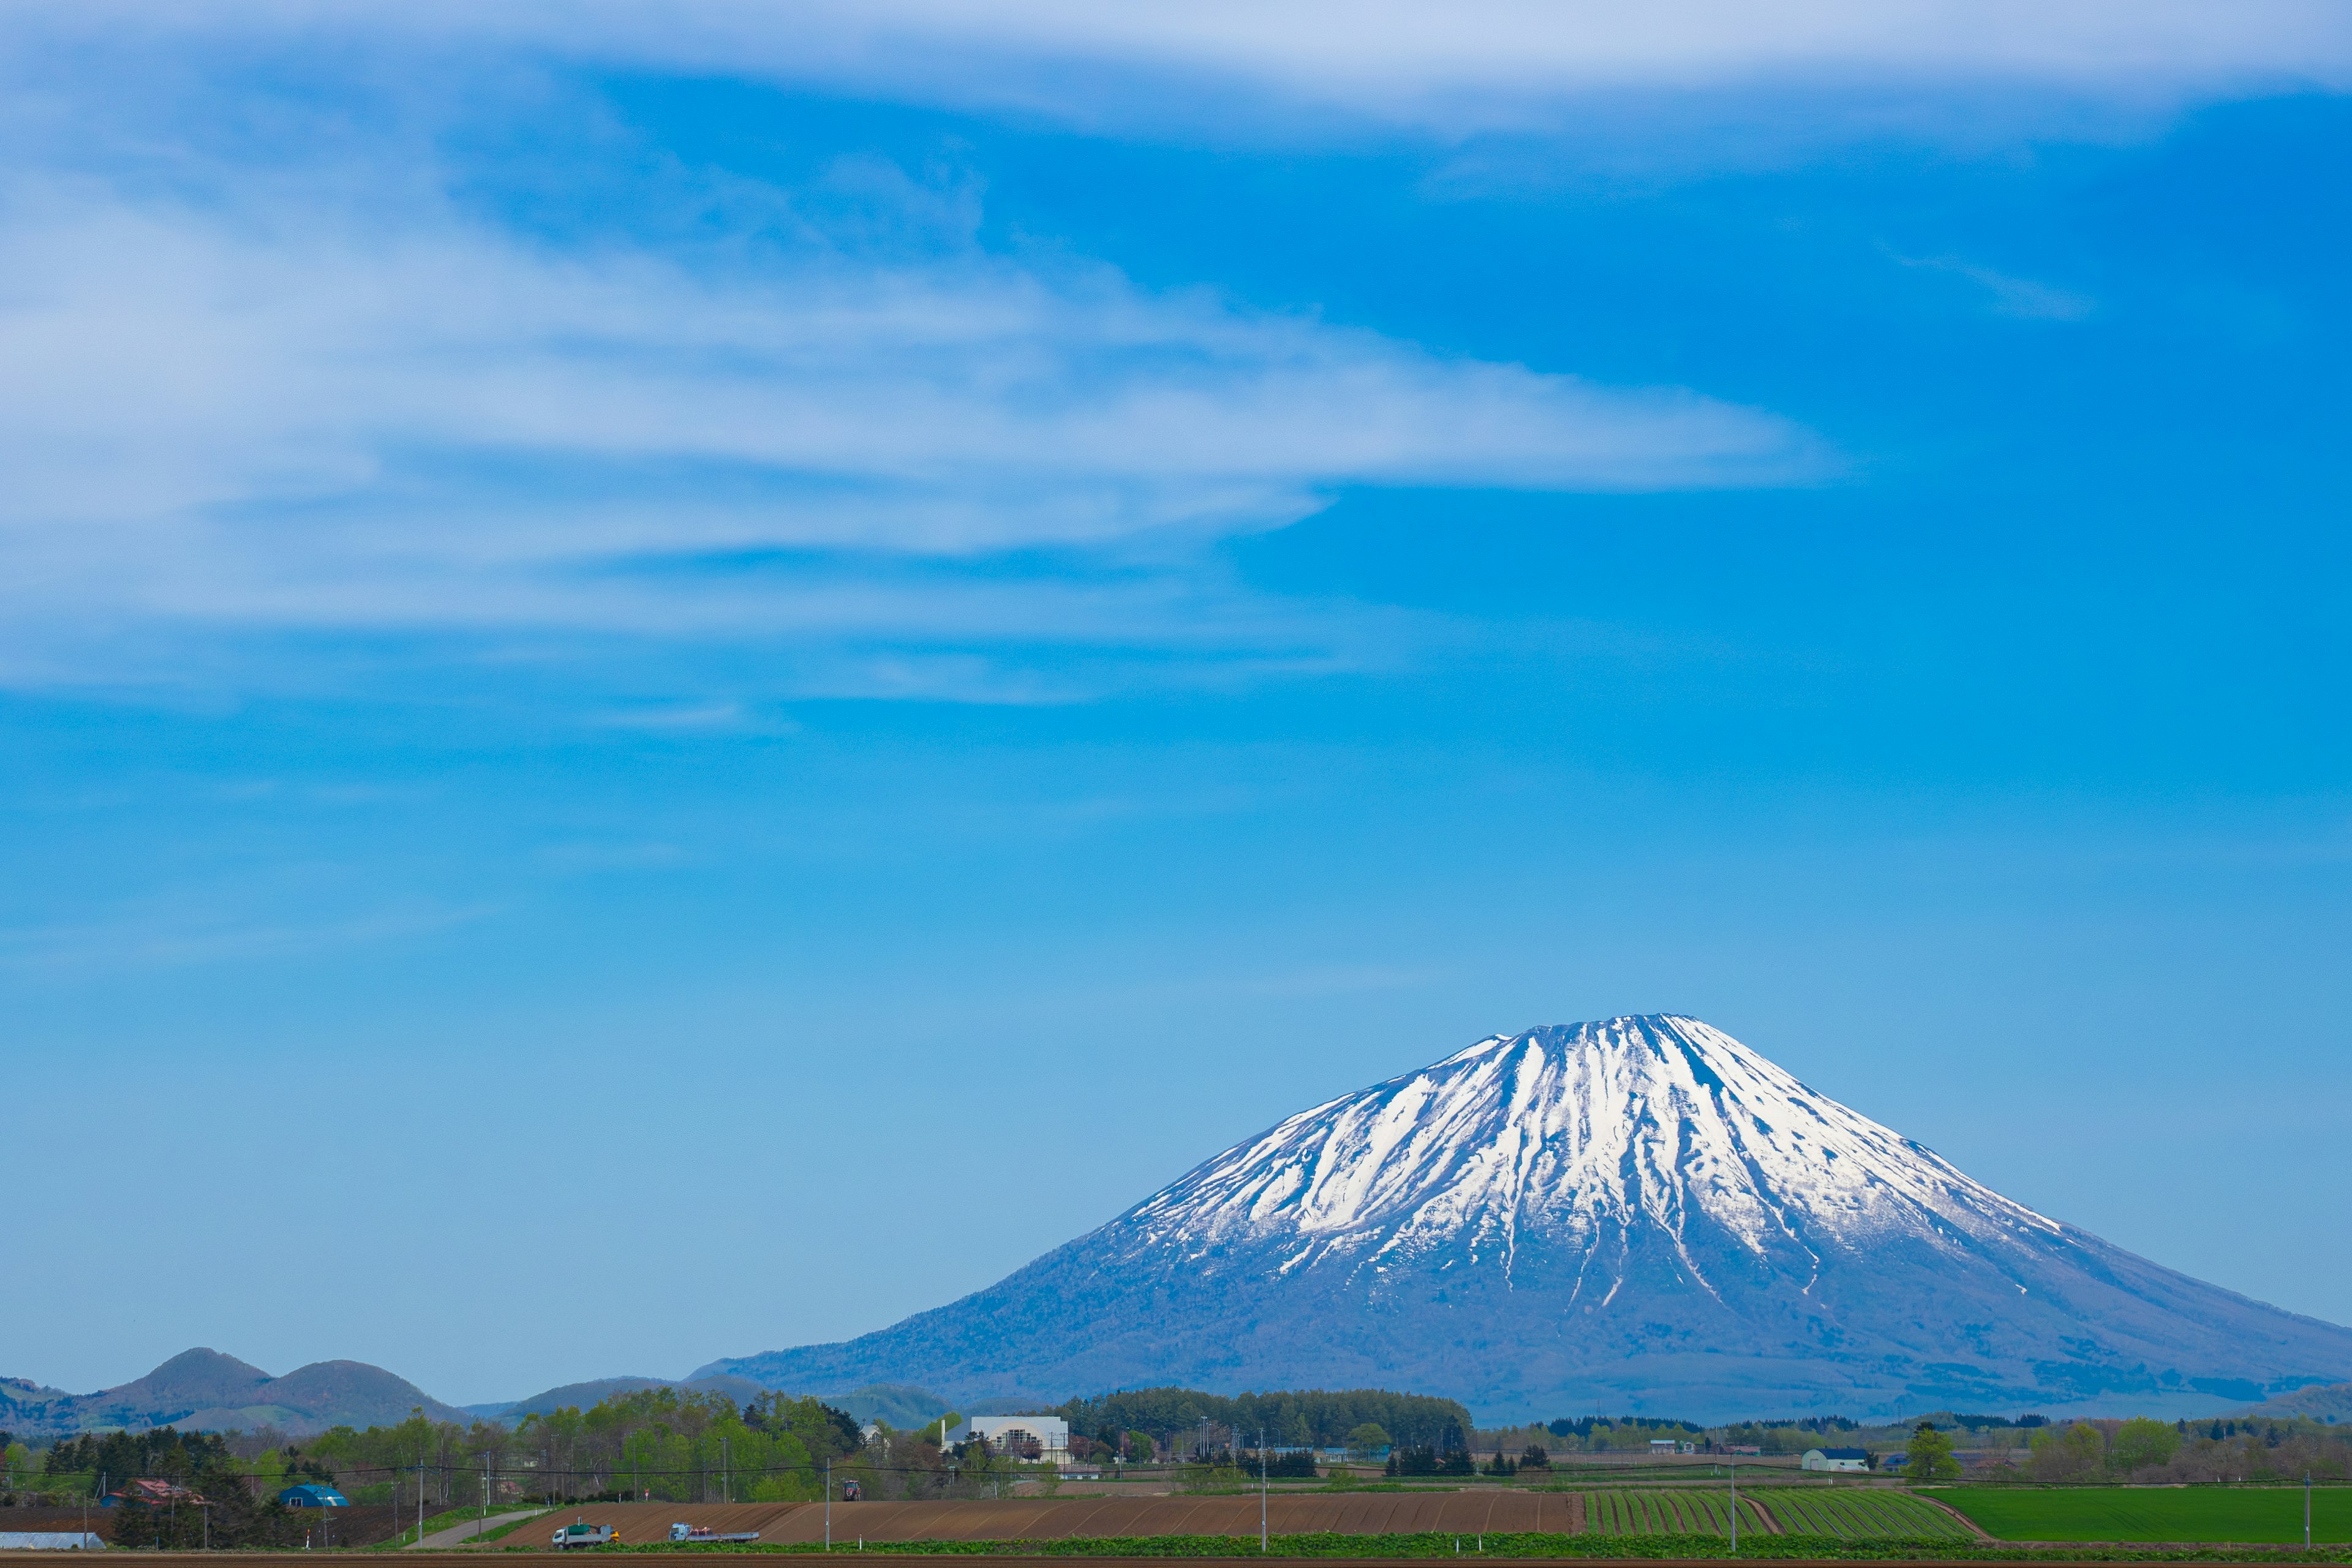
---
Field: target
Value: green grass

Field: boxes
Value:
[1932,1486,2352,1544]
[382,1506,550,1547]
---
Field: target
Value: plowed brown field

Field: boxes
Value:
[507,1493,1573,1546]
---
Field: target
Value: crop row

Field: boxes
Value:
[1572,1488,1969,1540]
[1750,1488,1973,1540]
[1580,1490,1766,1537]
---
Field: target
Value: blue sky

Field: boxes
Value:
[6,4,2350,1408]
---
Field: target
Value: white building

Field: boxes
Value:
[958,1414,1071,1464]
[1801,1447,1871,1473]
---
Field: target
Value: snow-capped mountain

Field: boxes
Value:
[707,1016,2352,1419]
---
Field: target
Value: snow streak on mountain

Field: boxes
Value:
[707,1016,2352,1419]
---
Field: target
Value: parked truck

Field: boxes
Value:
[551,1523,619,1550]
[670,1523,761,1545]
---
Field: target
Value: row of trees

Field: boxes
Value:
[1057,1388,1474,1453]
[1989,1417,2350,1483]
[292,1389,875,1506]
[8,1427,331,1548]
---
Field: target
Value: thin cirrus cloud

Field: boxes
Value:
[52,1,2352,130]
[1884,250,2099,322]
[100,0,2352,142]
[0,159,1824,700]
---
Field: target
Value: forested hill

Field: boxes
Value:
[0,1349,467,1438]
[1057,1387,1472,1450]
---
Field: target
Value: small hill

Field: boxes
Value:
[827,1384,951,1427]
[0,1350,467,1437]
[482,1374,940,1427]
[2237,1381,2352,1422]
[492,1374,763,1422]
[108,1349,273,1411]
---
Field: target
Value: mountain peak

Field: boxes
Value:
[0,1350,467,1438]
[119,1348,274,1406]
[706,1017,2352,1420]
[1137,1012,2057,1278]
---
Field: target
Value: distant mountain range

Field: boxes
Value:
[27,1020,2346,1438]
[697,1015,2352,1422]
[0,1349,947,1439]
[0,1349,470,1439]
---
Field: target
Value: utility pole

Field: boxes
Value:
[1259,1429,1267,1553]
[1729,1463,1737,1556]
[825,1460,833,1551]
[2307,1472,2313,1548]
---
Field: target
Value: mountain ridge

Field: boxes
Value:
[1,1352,949,1438]
[698,1014,2352,1422]
[0,1349,471,1438]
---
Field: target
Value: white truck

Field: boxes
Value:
[551,1523,619,1550]
[670,1523,761,1545]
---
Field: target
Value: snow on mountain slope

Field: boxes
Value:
[706,1016,2352,1419]
[1125,1016,2057,1292]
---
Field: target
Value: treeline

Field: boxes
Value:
[1988,1416,2350,1483]
[302,1389,881,1505]
[1472,1416,1718,1456]
[1057,1389,1474,1452]
[9,1428,329,1548]
[6,1388,989,1514]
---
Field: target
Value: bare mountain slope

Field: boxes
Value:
[699,1016,2352,1420]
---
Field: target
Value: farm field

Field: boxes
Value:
[1578,1490,1766,1536]
[1932,1485,2352,1543]
[1745,1489,1975,1541]
[1575,1487,1965,1540]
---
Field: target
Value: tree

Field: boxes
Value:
[1059,1388,1470,1452]
[1346,1423,1390,1458]
[2109,1417,2181,1477]
[2027,1422,2106,1482]
[1906,1423,1961,1482]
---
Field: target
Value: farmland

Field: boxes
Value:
[1576,1490,1763,1536]
[1933,1486,2352,1544]
[1747,1490,1975,1541]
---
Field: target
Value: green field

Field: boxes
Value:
[1932,1486,2352,1544]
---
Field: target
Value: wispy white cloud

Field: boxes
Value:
[30,1,2352,140]
[0,891,494,972]
[0,127,1823,700]
[1885,249,2099,321]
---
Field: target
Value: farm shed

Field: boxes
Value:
[1801,1447,1871,1472]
